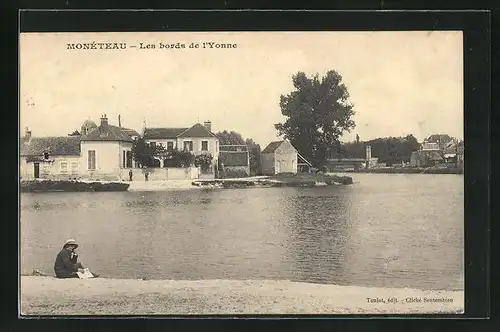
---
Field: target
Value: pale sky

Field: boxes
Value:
[20,31,463,146]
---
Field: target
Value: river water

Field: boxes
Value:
[20,174,464,290]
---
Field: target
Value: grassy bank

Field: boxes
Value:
[192,173,353,189]
[20,276,463,315]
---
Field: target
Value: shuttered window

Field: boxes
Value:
[126,151,133,168]
[88,150,96,170]
[60,161,68,174]
[71,161,79,174]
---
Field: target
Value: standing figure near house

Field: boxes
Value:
[129,169,133,182]
[144,167,149,181]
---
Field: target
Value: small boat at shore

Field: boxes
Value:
[20,180,130,193]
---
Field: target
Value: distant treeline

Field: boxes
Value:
[330,135,421,166]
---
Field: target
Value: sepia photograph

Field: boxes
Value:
[19,31,465,315]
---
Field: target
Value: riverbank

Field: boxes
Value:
[193,173,353,189]
[334,167,463,174]
[20,276,463,315]
[20,180,129,192]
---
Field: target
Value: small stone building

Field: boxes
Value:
[260,140,301,175]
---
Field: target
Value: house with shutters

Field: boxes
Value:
[80,114,138,180]
[20,114,140,181]
[143,121,219,171]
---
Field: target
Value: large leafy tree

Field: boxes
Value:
[275,70,356,167]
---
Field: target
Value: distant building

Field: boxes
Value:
[326,145,378,171]
[143,121,219,171]
[219,145,250,177]
[20,128,81,180]
[260,140,310,175]
[410,137,462,168]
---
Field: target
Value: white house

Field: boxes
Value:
[260,140,311,175]
[79,114,136,180]
[20,128,81,180]
[143,121,219,170]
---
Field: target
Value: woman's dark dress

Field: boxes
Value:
[54,248,83,278]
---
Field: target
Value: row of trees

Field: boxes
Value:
[334,135,421,166]
[331,134,461,166]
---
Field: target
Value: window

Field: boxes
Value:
[150,142,156,148]
[183,141,193,151]
[167,142,174,151]
[123,150,126,168]
[71,161,79,174]
[126,151,133,168]
[88,150,96,170]
[60,161,68,174]
[201,141,208,151]
[43,151,50,160]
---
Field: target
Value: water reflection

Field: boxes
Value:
[20,174,464,290]
[280,188,352,284]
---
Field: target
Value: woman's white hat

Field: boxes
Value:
[63,239,78,249]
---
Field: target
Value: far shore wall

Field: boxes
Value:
[119,167,201,181]
[222,165,250,178]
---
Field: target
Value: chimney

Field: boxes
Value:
[118,114,121,127]
[25,127,32,142]
[203,120,212,132]
[100,114,109,134]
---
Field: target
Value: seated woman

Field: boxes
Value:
[53,239,85,278]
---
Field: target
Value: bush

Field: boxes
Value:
[163,149,194,168]
[194,154,213,172]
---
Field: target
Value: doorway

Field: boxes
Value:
[34,163,40,179]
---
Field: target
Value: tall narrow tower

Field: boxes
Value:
[365,145,372,169]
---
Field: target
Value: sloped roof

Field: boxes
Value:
[219,151,249,166]
[121,127,140,137]
[144,127,189,139]
[178,123,217,138]
[20,136,81,156]
[428,151,444,161]
[81,124,133,142]
[219,145,248,152]
[261,141,284,154]
[426,134,452,144]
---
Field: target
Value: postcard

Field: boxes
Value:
[19,30,464,315]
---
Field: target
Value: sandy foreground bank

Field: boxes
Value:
[20,277,463,315]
